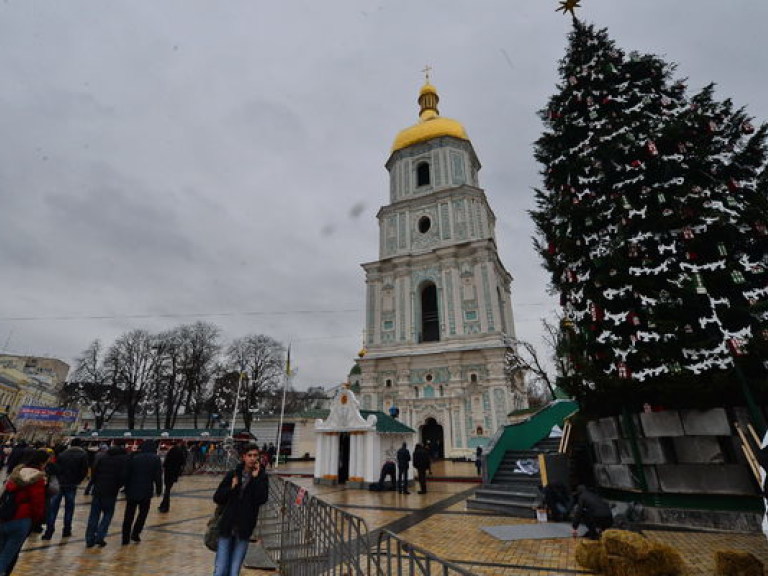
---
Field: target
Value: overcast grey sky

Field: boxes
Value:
[1,1,766,391]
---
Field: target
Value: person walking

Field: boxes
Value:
[475,446,483,476]
[396,442,411,495]
[83,444,108,496]
[43,439,88,540]
[84,442,129,548]
[0,449,49,574]
[570,485,613,539]
[121,440,162,545]
[412,444,430,494]
[212,443,269,576]
[158,441,186,513]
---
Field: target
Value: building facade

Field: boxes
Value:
[357,81,527,458]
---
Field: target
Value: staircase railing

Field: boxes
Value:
[735,421,763,488]
[558,418,573,454]
[483,399,579,484]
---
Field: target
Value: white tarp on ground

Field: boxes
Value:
[481,523,573,541]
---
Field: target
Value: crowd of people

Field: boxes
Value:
[0,437,190,575]
[0,437,274,576]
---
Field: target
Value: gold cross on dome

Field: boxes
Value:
[556,0,581,16]
[422,65,432,84]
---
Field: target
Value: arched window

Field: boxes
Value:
[385,379,392,388]
[420,282,440,342]
[470,373,478,383]
[416,162,431,187]
[414,386,420,398]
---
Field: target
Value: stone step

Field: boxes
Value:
[492,471,541,483]
[475,487,537,500]
[466,497,538,518]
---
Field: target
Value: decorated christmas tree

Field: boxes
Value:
[532,20,768,414]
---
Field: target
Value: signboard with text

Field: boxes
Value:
[17,406,79,423]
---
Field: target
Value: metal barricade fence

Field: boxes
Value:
[256,476,477,576]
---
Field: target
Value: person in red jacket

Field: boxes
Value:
[0,449,50,575]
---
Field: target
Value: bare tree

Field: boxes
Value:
[505,317,569,405]
[60,340,122,430]
[179,322,221,428]
[222,335,285,431]
[107,329,162,429]
[152,328,185,429]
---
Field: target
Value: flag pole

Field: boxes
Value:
[230,371,246,440]
[275,343,291,470]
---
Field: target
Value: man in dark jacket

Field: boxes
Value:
[376,460,397,491]
[396,442,411,494]
[571,485,613,539]
[43,439,89,539]
[84,443,109,496]
[121,440,162,545]
[412,444,431,494]
[212,443,269,576]
[158,441,187,513]
[85,443,129,547]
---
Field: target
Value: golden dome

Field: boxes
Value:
[391,82,469,152]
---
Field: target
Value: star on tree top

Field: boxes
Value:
[556,0,581,16]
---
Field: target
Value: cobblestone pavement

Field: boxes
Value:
[8,461,768,575]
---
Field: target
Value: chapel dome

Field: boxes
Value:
[391,82,469,153]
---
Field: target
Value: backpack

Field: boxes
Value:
[0,489,17,522]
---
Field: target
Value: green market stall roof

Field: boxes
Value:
[75,428,231,441]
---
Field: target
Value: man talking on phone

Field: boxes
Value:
[212,443,269,576]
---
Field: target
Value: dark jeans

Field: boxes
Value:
[46,486,78,534]
[416,467,428,493]
[397,465,409,492]
[0,517,31,574]
[159,477,177,511]
[122,498,151,541]
[86,494,117,545]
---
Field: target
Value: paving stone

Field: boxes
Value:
[6,460,768,576]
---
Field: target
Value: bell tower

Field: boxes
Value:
[357,76,527,457]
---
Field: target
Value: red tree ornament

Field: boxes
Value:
[617,362,630,379]
[728,337,747,357]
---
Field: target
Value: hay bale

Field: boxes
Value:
[605,554,644,576]
[602,540,686,576]
[602,529,653,562]
[575,540,607,572]
[715,550,765,576]
[646,542,686,576]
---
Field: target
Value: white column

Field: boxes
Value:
[328,433,339,480]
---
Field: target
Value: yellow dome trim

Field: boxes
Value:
[391,81,469,153]
[392,117,469,152]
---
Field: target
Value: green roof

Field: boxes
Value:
[296,409,414,434]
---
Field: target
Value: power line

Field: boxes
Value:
[0,309,361,322]
[0,300,554,323]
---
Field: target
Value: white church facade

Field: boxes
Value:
[357,79,527,458]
